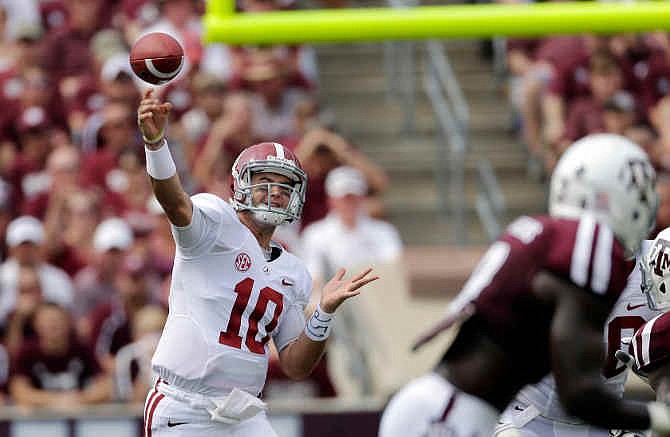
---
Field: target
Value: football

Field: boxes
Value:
[129,32,184,85]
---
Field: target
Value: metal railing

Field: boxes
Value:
[476,159,507,241]
[384,1,508,244]
[422,50,467,244]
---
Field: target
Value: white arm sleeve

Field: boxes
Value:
[171,193,237,256]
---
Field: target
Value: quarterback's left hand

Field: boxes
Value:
[320,267,379,314]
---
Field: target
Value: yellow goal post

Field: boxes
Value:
[204,0,670,45]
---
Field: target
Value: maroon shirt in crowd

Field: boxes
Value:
[12,339,101,391]
[563,97,606,143]
[40,27,95,84]
[89,302,132,360]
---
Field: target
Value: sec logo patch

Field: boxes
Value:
[235,252,252,272]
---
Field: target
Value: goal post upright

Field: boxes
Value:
[204,1,670,45]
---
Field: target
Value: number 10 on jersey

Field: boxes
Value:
[219,278,284,354]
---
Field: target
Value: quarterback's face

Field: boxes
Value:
[250,172,292,210]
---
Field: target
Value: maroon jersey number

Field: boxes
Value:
[219,278,284,354]
[603,315,646,378]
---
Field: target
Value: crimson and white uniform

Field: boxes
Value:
[144,193,312,437]
[630,308,670,376]
[380,214,634,437]
[495,240,659,437]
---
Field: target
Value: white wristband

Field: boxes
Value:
[648,402,670,433]
[145,139,177,180]
[304,305,334,342]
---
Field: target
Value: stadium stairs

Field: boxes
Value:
[316,40,547,296]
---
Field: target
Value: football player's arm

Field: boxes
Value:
[277,267,378,380]
[278,330,328,381]
[534,271,661,430]
[138,89,192,227]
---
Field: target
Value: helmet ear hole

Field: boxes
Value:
[661,282,667,294]
[633,210,639,221]
[580,198,588,209]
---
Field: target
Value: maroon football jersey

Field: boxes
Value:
[447,215,634,385]
[630,312,670,373]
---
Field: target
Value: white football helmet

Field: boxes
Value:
[549,134,657,258]
[641,228,670,310]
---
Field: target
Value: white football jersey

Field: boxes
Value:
[515,239,659,423]
[151,194,312,397]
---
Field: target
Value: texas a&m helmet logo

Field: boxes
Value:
[235,252,252,272]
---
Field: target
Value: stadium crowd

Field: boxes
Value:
[5,0,670,421]
[0,0,398,408]
[507,30,670,193]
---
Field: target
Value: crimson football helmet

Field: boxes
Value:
[549,134,657,257]
[231,142,307,226]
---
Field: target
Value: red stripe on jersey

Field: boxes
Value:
[144,390,157,430]
[439,392,458,422]
[146,393,164,437]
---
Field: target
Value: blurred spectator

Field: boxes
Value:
[73,217,133,337]
[0,67,65,143]
[653,174,670,238]
[37,191,99,279]
[22,145,79,220]
[71,51,141,147]
[2,1,40,41]
[80,101,139,198]
[543,35,610,148]
[0,6,11,65]
[114,304,166,402]
[99,53,141,105]
[41,0,105,98]
[300,166,402,289]
[649,95,670,172]
[4,265,42,354]
[89,254,157,373]
[559,50,626,152]
[601,92,637,136]
[191,92,257,198]
[9,303,110,408]
[0,23,44,85]
[295,127,388,227]
[39,1,69,33]
[144,196,175,279]
[10,106,53,203]
[0,216,73,327]
[244,50,312,140]
[115,147,154,219]
[178,71,226,156]
[513,37,580,155]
